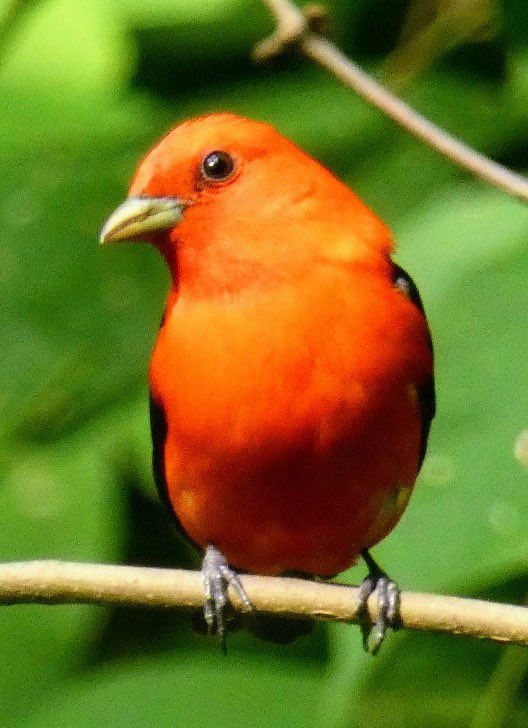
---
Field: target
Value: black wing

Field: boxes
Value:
[149,391,171,515]
[392,262,436,467]
[149,389,198,547]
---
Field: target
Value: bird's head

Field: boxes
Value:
[100,113,392,298]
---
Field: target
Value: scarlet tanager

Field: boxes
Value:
[100,113,435,652]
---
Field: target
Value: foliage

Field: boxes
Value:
[1,0,527,725]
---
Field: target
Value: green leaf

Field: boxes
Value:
[0,421,123,725]
[0,0,132,97]
[21,650,326,728]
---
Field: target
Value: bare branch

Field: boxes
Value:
[1,560,527,647]
[254,0,528,204]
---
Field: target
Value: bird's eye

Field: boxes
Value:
[201,150,235,182]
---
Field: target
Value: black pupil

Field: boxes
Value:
[202,151,234,181]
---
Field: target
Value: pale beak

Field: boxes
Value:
[99,196,186,244]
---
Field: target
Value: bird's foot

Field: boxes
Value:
[357,550,401,655]
[202,544,252,650]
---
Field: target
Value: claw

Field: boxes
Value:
[201,544,252,648]
[357,550,401,654]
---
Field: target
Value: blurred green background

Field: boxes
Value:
[1,0,527,725]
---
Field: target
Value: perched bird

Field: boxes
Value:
[100,113,435,652]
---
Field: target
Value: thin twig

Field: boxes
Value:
[0,560,527,647]
[254,0,528,204]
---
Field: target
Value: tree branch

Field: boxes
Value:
[254,0,528,204]
[1,560,527,647]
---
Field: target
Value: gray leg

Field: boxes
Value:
[202,544,252,648]
[357,549,401,654]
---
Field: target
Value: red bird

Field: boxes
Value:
[100,113,435,651]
